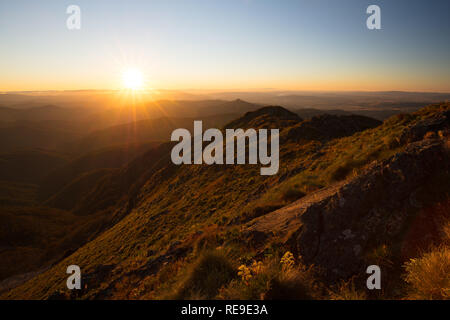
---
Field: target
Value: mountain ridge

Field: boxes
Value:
[1,103,449,299]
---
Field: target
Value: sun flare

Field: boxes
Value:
[122,68,144,90]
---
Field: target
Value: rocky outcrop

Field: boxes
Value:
[245,137,450,282]
[400,109,450,144]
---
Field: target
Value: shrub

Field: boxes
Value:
[174,251,236,299]
[403,246,450,300]
[219,255,320,300]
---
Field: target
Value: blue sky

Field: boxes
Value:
[0,0,449,91]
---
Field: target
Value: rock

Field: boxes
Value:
[245,136,450,282]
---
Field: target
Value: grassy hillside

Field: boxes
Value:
[1,103,449,300]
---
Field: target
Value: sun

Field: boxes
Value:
[122,68,144,90]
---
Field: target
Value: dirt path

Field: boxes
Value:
[245,180,348,239]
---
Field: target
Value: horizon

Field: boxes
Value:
[2,88,450,95]
[1,0,450,92]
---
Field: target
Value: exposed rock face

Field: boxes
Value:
[245,137,449,282]
[400,109,450,144]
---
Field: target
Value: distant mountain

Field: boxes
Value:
[0,105,92,122]
[294,107,423,121]
[0,124,82,153]
[206,91,450,110]
[197,99,262,116]
[225,106,301,129]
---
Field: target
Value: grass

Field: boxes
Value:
[403,246,450,300]
[328,278,367,300]
[402,202,450,300]
[173,251,236,299]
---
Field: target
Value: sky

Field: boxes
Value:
[0,0,449,92]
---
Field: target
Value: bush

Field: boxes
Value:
[219,254,320,300]
[174,251,236,299]
[403,246,450,300]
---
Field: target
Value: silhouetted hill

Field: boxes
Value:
[0,125,81,152]
[44,169,117,211]
[39,143,158,201]
[0,105,91,122]
[63,114,239,154]
[294,108,406,121]
[225,106,301,129]
[199,99,262,116]
[0,150,67,183]
[0,181,38,207]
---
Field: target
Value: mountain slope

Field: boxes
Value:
[2,103,449,300]
[63,115,239,154]
[0,150,68,184]
[38,143,158,202]
[0,125,81,153]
